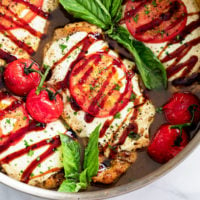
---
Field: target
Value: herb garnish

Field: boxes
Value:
[59,125,101,192]
[114,112,121,119]
[128,131,140,140]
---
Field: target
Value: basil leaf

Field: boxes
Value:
[101,0,111,10]
[83,124,101,181]
[79,169,88,186]
[101,0,123,22]
[59,125,101,193]
[59,134,87,193]
[108,26,167,90]
[58,179,87,193]
[58,179,82,192]
[60,134,81,180]
[59,0,111,30]
[110,0,123,20]
[113,6,122,23]
[132,40,167,89]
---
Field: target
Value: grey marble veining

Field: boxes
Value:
[0,145,200,200]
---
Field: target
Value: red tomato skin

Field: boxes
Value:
[69,53,132,118]
[26,88,63,123]
[163,92,200,124]
[4,59,41,96]
[125,0,187,43]
[148,124,188,164]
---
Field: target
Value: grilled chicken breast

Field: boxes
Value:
[121,0,200,87]
[43,22,155,184]
[0,92,65,188]
[0,0,58,66]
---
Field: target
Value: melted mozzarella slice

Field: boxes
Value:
[44,24,155,159]
[44,31,109,85]
[0,93,66,186]
[0,0,58,66]
[1,118,17,135]
[0,120,65,186]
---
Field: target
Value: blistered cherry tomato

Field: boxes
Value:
[4,59,41,96]
[148,124,188,164]
[26,88,63,123]
[163,92,200,124]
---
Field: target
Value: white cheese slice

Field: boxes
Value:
[0,0,57,64]
[0,118,17,135]
[0,120,66,185]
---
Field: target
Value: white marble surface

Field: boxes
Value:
[0,145,200,200]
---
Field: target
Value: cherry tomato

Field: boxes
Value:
[148,124,188,164]
[125,0,187,43]
[26,88,63,123]
[4,59,41,96]
[163,92,200,124]
[69,53,132,117]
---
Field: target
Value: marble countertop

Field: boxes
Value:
[1,145,200,200]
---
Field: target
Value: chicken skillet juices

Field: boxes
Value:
[0,0,199,193]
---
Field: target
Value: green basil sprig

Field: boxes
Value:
[59,0,111,29]
[108,26,167,89]
[101,0,123,22]
[59,125,101,193]
[83,124,100,182]
[59,0,167,90]
[59,134,81,180]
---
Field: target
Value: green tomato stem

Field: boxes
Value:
[27,68,43,77]
[45,89,59,101]
[170,122,191,130]
[36,65,51,95]
[170,104,197,146]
